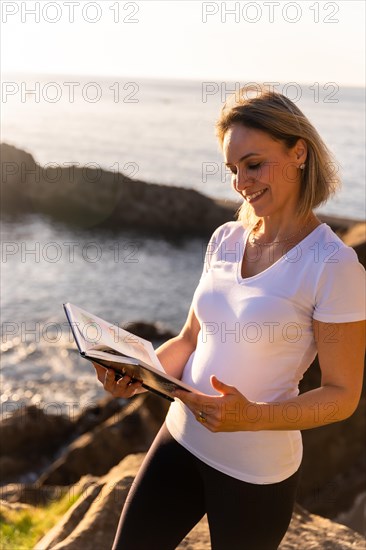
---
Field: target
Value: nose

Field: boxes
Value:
[232,168,255,193]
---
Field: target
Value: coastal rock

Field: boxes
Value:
[0,499,35,512]
[0,397,129,483]
[2,358,364,533]
[1,143,364,240]
[296,351,365,531]
[1,483,69,507]
[335,491,366,536]
[0,143,234,235]
[38,393,169,486]
[120,320,176,343]
[34,452,366,550]
[342,222,366,268]
[0,383,169,485]
[280,504,366,549]
[0,405,74,482]
[34,453,146,550]
[72,395,127,436]
[299,397,366,518]
[0,476,98,508]
[0,143,38,213]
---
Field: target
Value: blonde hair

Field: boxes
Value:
[215,84,340,227]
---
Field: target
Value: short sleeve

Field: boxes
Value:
[313,245,366,323]
[199,222,232,282]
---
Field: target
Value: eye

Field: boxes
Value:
[247,163,261,170]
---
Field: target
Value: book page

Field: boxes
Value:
[64,303,165,373]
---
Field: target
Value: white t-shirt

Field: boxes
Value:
[165,221,366,484]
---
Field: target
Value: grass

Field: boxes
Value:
[0,490,80,550]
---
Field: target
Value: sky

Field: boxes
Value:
[1,0,365,86]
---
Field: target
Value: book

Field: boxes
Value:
[63,302,198,402]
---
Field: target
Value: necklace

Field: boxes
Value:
[249,218,313,246]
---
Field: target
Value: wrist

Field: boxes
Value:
[241,401,267,431]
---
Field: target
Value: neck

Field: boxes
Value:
[251,213,319,245]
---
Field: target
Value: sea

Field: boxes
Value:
[1,74,365,415]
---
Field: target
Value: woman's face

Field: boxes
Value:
[223,124,306,220]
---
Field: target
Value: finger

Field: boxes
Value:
[104,368,117,388]
[193,411,217,432]
[119,379,143,398]
[104,369,131,393]
[92,362,107,383]
[115,375,138,389]
[210,375,238,395]
[111,378,141,398]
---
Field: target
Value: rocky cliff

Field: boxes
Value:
[2,142,364,239]
[2,394,365,549]
[0,143,235,236]
[32,453,365,550]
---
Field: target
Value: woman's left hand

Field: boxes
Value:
[172,375,258,432]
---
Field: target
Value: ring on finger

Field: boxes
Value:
[196,411,207,423]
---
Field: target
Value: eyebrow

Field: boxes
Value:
[225,152,260,166]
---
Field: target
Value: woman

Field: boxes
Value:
[94,85,365,549]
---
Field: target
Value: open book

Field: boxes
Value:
[63,302,198,402]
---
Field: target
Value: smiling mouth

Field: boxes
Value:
[244,189,267,203]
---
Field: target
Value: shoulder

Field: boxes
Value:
[312,224,365,322]
[314,223,363,266]
[208,220,245,244]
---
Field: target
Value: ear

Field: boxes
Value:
[294,138,307,164]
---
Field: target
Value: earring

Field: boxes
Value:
[299,163,306,170]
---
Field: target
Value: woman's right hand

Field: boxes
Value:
[92,362,144,398]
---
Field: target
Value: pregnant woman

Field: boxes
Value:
[94,85,365,550]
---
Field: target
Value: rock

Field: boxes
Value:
[0,405,74,456]
[0,387,168,485]
[37,393,169,486]
[0,499,34,512]
[297,352,366,521]
[34,453,145,550]
[298,397,366,517]
[341,222,366,268]
[0,456,33,481]
[280,504,366,549]
[1,143,365,240]
[73,395,127,436]
[317,213,363,233]
[335,491,366,537]
[0,390,168,487]
[342,222,366,246]
[0,143,235,235]
[121,320,176,343]
[0,476,98,508]
[34,452,366,550]
[0,142,38,214]
[31,477,104,550]
[0,405,74,482]
[0,482,69,507]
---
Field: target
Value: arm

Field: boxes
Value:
[173,319,365,432]
[253,319,365,430]
[155,304,201,379]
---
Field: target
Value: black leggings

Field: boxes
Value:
[112,423,301,550]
